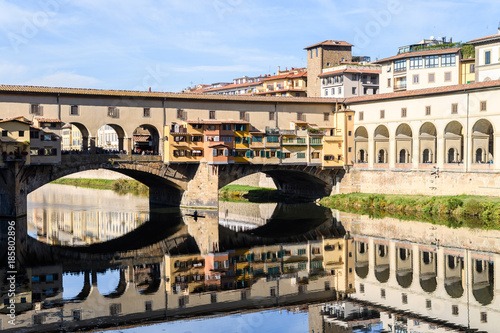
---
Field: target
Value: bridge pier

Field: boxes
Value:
[0,162,28,217]
[180,162,219,209]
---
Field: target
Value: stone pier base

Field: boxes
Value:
[0,162,28,217]
[180,162,219,209]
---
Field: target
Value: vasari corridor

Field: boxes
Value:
[1,1,500,332]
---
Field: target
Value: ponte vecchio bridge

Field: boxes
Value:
[0,85,353,217]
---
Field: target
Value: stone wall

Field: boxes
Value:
[338,169,500,197]
[229,172,277,189]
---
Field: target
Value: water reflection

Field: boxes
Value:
[27,184,150,245]
[0,186,499,332]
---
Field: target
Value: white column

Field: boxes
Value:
[412,136,419,169]
[437,135,445,168]
[389,137,396,169]
[368,137,374,169]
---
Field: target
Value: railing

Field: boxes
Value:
[280,129,296,136]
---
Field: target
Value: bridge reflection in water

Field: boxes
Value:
[0,203,499,332]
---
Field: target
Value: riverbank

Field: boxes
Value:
[219,185,282,202]
[320,193,500,230]
[51,178,149,196]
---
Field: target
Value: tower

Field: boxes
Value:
[305,40,353,97]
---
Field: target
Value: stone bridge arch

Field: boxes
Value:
[23,155,196,208]
[217,164,342,200]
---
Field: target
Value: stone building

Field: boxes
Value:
[305,40,353,97]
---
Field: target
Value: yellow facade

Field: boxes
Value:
[165,254,206,294]
[460,58,476,84]
[0,117,31,166]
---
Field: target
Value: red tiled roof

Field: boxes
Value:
[373,48,461,64]
[35,118,63,123]
[208,142,229,148]
[254,88,306,95]
[201,81,262,93]
[0,84,341,104]
[318,68,381,77]
[187,120,222,125]
[133,135,151,142]
[304,40,353,49]
[0,116,31,124]
[468,33,500,44]
[346,80,500,104]
[262,71,307,82]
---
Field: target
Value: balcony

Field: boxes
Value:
[280,129,296,136]
[394,83,407,91]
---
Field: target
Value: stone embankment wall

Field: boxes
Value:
[338,169,500,197]
[336,210,500,252]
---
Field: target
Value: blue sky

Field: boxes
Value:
[0,0,498,92]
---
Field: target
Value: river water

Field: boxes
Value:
[0,184,498,332]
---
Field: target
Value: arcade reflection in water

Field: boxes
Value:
[0,204,498,332]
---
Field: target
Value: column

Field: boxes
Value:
[494,134,500,171]
[368,137,374,169]
[412,136,419,169]
[389,136,396,169]
[89,137,96,154]
[437,135,445,169]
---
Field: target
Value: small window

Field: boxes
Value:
[402,293,408,304]
[426,299,432,309]
[428,73,435,83]
[401,108,407,118]
[70,105,79,116]
[444,71,452,82]
[452,305,459,316]
[380,110,385,119]
[485,50,491,65]
[470,64,475,73]
[452,103,458,114]
[387,78,391,88]
[297,112,304,121]
[348,131,352,136]
[381,289,386,298]
[348,115,352,121]
[209,110,216,119]
[269,112,275,121]
[323,112,329,121]
[110,303,122,316]
[145,301,152,312]
[359,111,364,121]
[413,74,419,84]
[270,287,277,297]
[143,107,151,117]
[352,87,357,95]
[425,106,431,116]
[177,109,184,119]
[481,312,487,323]
[2,130,8,136]
[30,104,43,115]
[211,294,217,303]
[240,111,246,120]
[480,101,487,111]
[18,131,24,137]
[359,283,365,293]
[72,310,81,321]
[108,107,119,118]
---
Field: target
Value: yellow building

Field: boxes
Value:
[255,68,307,97]
[460,58,476,84]
[322,109,355,168]
[0,116,31,166]
[323,237,355,293]
[165,254,206,294]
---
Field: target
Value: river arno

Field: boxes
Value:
[0,184,498,332]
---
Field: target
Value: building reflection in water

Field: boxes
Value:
[27,184,150,245]
[1,198,499,332]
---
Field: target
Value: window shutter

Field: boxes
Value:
[266,151,270,158]
[277,151,281,158]
[224,149,229,156]
[212,149,217,156]
[214,136,219,141]
[260,150,265,158]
